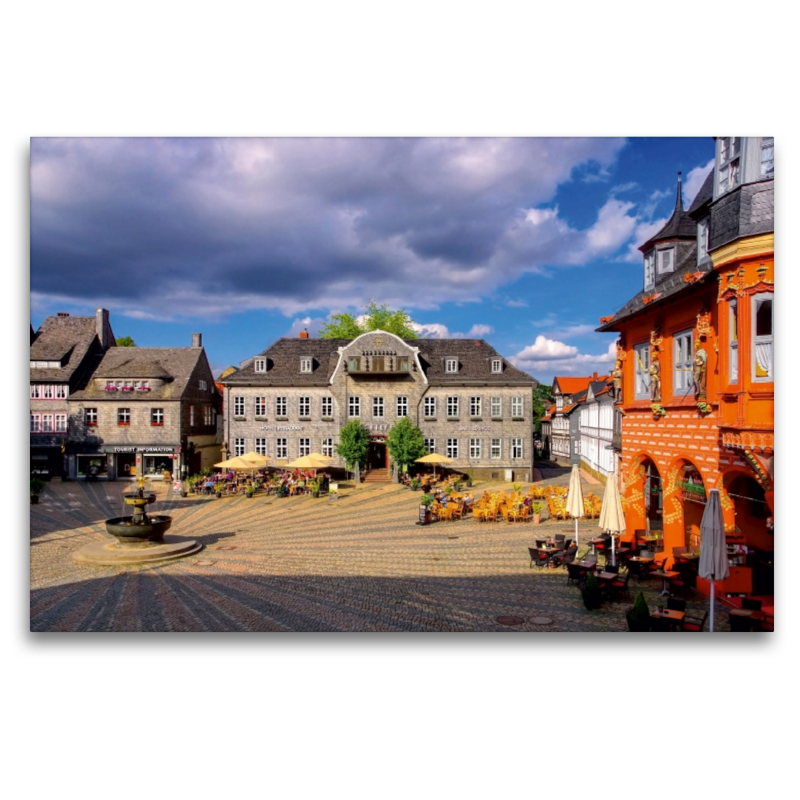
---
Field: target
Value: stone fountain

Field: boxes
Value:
[73,476,202,566]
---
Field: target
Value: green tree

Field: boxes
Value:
[531,382,553,436]
[335,420,370,478]
[320,300,418,339]
[116,336,136,347]
[387,417,427,473]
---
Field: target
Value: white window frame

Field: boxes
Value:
[30,414,40,432]
[276,438,288,459]
[470,396,482,417]
[469,438,481,459]
[446,396,459,418]
[490,438,501,459]
[234,438,245,456]
[276,397,287,417]
[657,248,673,275]
[151,408,164,426]
[424,396,436,418]
[234,396,245,417]
[199,379,207,391]
[41,413,54,432]
[254,357,267,373]
[30,385,41,399]
[634,342,651,400]
[55,413,67,432]
[512,438,523,459]
[300,358,312,373]
[85,408,98,426]
[255,438,268,456]
[299,396,311,418]
[117,408,131,425]
[204,406,213,426]
[424,438,436,453]
[752,292,773,382]
[697,217,709,263]
[396,396,408,417]
[255,396,267,417]
[729,299,738,384]
[321,397,333,418]
[445,358,458,374]
[718,137,741,195]
[446,438,459,459]
[491,359,502,373]
[673,329,694,395]
[490,396,502,418]
[511,396,523,418]
[55,385,68,399]
[760,137,774,177]
[372,397,384,418]
[322,438,334,458]
[644,250,656,291]
[348,396,361,417]
[299,438,310,457]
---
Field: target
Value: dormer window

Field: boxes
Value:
[657,248,673,276]
[347,357,361,373]
[397,356,409,372]
[445,358,458,374]
[644,250,656,291]
[254,358,266,373]
[760,137,774,177]
[491,359,502,373]
[718,137,741,195]
[300,358,312,373]
[697,218,710,263]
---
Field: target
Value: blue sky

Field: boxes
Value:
[30,137,715,385]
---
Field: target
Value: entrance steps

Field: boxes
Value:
[363,468,391,483]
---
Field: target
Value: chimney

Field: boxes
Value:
[192,333,203,348]
[299,329,309,339]
[592,371,598,380]
[95,308,110,349]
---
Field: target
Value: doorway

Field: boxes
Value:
[368,439,388,469]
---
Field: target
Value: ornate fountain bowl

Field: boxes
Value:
[104,514,173,545]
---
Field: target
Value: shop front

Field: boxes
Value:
[68,444,181,480]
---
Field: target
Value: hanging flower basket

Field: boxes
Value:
[651,403,667,418]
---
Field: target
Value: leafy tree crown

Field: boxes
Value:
[387,417,426,469]
[320,300,418,339]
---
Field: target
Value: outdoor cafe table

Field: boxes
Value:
[627,555,654,582]
[587,537,606,555]
[651,608,686,630]
[651,569,680,596]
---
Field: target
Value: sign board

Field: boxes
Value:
[329,482,339,499]
[419,505,428,524]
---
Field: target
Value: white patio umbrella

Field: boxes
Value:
[598,471,625,567]
[699,488,729,633]
[565,464,584,548]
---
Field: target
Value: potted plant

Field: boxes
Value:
[625,591,651,632]
[410,477,421,491]
[512,482,522,494]
[582,571,603,610]
[453,477,463,492]
[419,493,435,525]
[214,481,225,498]
[531,501,543,525]
[31,477,46,505]
[245,483,255,498]
[309,477,321,498]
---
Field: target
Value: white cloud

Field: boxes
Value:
[683,158,714,207]
[623,216,669,262]
[506,299,528,307]
[468,324,494,337]
[509,337,615,377]
[284,316,328,338]
[411,321,495,339]
[585,198,637,253]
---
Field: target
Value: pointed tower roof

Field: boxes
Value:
[639,172,698,252]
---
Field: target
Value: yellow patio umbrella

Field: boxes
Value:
[306,452,334,463]
[214,456,255,470]
[285,455,335,471]
[240,451,271,467]
[415,452,452,480]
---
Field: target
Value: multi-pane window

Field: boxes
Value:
[55,414,67,432]
[42,385,54,399]
[446,438,459,458]
[299,397,311,418]
[321,397,333,418]
[760,137,774,177]
[446,396,459,418]
[299,438,310,457]
[56,385,68,399]
[511,397,523,418]
[199,380,207,391]
[300,358,312,373]
[753,293,773,382]
[697,218,709,262]
[674,330,694,394]
[491,359,502,373]
[347,356,361,373]
[491,396,502,418]
[190,405,195,426]
[372,397,384,417]
[729,300,739,383]
[424,397,436,418]
[396,396,408,417]
[255,397,267,417]
[30,385,39,399]
[204,406,213,426]
[255,438,268,456]
[234,396,245,417]
[151,408,164,426]
[85,408,98,426]
[276,397,287,417]
[718,137,741,195]
[423,438,436,453]
[397,357,409,372]
[490,439,501,459]
[41,414,54,432]
[644,250,656,290]
[470,397,482,417]
[276,438,288,459]
[254,357,266,373]
[30,414,40,432]
[234,438,245,456]
[657,248,673,275]
[322,438,334,458]
[348,396,361,417]
[634,343,651,399]
[511,438,523,459]
[117,408,131,425]
[469,438,481,458]
[445,358,458,373]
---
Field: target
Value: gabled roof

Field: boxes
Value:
[417,339,534,385]
[639,174,697,252]
[553,375,607,395]
[30,315,103,383]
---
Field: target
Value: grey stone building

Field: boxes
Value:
[30,309,116,479]
[66,333,221,480]
[221,330,535,481]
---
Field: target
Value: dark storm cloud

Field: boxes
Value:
[31,137,628,318]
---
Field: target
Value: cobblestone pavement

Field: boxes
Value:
[30,475,731,632]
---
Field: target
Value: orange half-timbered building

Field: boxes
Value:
[598,137,774,598]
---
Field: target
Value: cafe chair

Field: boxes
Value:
[729,612,760,632]
[535,539,548,549]
[554,533,566,543]
[650,614,672,632]
[681,611,708,632]
[666,597,686,612]
[552,545,578,569]
[741,598,762,611]
[528,547,540,569]
[607,570,630,601]
[566,562,584,586]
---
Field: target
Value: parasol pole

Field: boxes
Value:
[710,578,715,633]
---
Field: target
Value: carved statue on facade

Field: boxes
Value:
[693,343,708,397]
[649,326,663,350]
[611,360,623,404]
[649,354,661,403]
[696,308,713,339]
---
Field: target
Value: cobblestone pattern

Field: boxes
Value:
[30,474,732,632]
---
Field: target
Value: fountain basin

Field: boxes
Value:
[105,514,173,545]
[123,493,157,505]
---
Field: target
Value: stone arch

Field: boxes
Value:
[663,455,709,556]
[720,466,773,552]
[622,450,663,539]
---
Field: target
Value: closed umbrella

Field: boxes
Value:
[598,471,625,567]
[415,452,452,480]
[565,464,584,548]
[699,488,729,633]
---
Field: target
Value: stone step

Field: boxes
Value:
[363,469,391,483]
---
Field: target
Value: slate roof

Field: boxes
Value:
[69,347,206,401]
[221,335,535,387]
[30,316,102,383]
[639,175,697,252]
[596,242,711,332]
